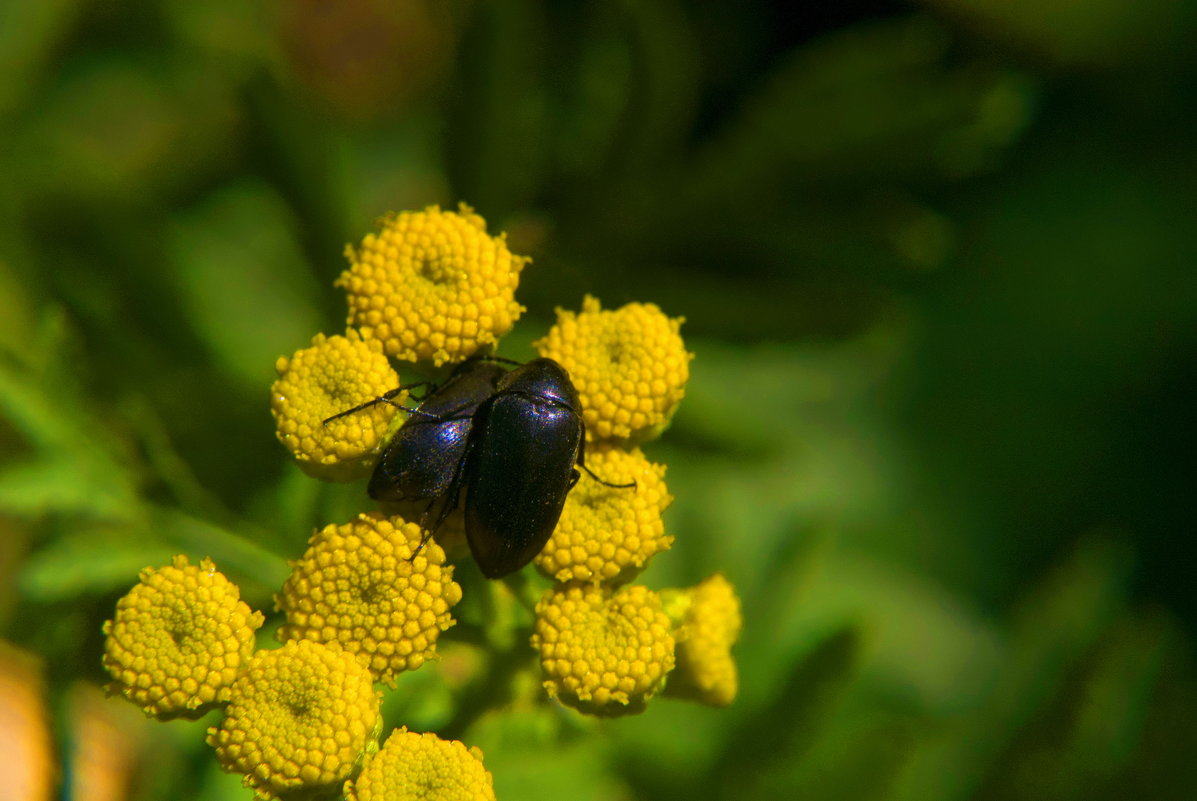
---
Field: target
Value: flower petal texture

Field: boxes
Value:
[207,639,382,799]
[336,203,528,365]
[345,727,496,801]
[535,446,673,584]
[531,582,675,715]
[102,555,264,718]
[535,295,691,442]
[662,573,742,707]
[271,331,402,482]
[276,512,463,687]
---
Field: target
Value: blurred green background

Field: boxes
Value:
[1,0,1195,799]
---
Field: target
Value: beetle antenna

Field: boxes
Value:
[475,354,524,366]
[322,381,436,426]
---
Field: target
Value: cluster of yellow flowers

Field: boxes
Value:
[528,298,740,715]
[101,203,741,798]
[100,553,481,795]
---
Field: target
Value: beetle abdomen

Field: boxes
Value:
[464,390,581,578]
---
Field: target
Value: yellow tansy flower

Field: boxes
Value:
[535,445,673,584]
[535,295,691,442]
[336,204,528,366]
[531,582,675,715]
[661,573,742,707]
[207,639,382,800]
[102,555,264,718]
[345,727,496,801]
[271,331,403,482]
[276,512,463,687]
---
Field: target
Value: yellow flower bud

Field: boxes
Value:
[207,639,382,799]
[661,573,741,707]
[102,555,263,718]
[532,582,675,715]
[337,204,528,365]
[535,445,673,584]
[276,513,463,687]
[345,727,496,801]
[535,295,691,442]
[271,331,403,482]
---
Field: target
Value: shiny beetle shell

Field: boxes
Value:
[462,358,587,578]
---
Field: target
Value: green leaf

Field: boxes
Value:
[165,180,324,390]
[888,537,1133,801]
[471,707,626,801]
[0,351,142,522]
[914,0,1197,68]
[19,525,173,601]
[0,0,78,115]
[0,457,140,522]
[680,15,1035,211]
[147,505,290,599]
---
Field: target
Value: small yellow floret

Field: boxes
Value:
[535,446,673,584]
[345,727,496,801]
[271,331,403,482]
[531,582,675,715]
[102,555,264,718]
[207,639,382,800]
[336,204,528,365]
[535,295,691,442]
[276,513,463,687]
[661,573,742,707]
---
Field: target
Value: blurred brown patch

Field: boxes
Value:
[278,0,461,119]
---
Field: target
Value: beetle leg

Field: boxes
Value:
[410,499,438,560]
[406,436,471,563]
[578,463,636,489]
[409,529,441,561]
[576,418,637,489]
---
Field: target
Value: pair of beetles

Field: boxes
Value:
[329,357,634,579]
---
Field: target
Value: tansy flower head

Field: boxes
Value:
[271,331,403,482]
[535,445,673,584]
[207,639,382,800]
[276,512,463,687]
[661,573,742,707]
[102,555,263,719]
[535,295,691,443]
[531,582,675,715]
[344,727,496,801]
[336,203,528,366]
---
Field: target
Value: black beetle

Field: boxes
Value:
[324,357,509,538]
[461,357,632,578]
[367,358,507,506]
[327,356,632,578]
